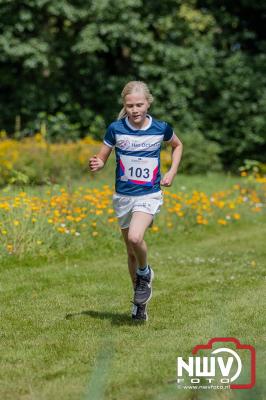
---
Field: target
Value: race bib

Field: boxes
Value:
[119,154,158,186]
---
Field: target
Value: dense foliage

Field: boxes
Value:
[0,0,265,170]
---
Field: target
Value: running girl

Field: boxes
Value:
[89,81,183,321]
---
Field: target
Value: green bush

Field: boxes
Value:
[179,130,222,174]
[22,112,81,142]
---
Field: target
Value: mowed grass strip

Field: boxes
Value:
[0,216,265,400]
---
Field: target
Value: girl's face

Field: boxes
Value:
[124,92,150,128]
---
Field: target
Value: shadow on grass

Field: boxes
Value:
[65,309,146,326]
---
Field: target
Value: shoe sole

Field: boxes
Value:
[132,315,148,322]
[135,268,154,306]
[132,312,148,322]
[132,309,148,322]
[131,301,148,321]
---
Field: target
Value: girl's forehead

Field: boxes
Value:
[125,91,147,103]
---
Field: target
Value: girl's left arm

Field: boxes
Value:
[161,134,183,187]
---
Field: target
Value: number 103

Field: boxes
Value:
[128,166,150,179]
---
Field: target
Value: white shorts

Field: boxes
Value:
[112,190,163,229]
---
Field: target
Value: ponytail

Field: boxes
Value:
[117,106,127,120]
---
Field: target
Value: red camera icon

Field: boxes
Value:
[192,337,256,389]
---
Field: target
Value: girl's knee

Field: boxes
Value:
[128,232,143,247]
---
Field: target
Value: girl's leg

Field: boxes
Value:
[121,226,149,321]
[121,227,138,288]
[127,211,154,268]
[128,212,154,306]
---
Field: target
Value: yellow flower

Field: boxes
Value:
[151,225,159,232]
[233,213,240,220]
[13,220,20,226]
[217,219,227,225]
[92,231,98,237]
[6,244,13,252]
[0,202,10,210]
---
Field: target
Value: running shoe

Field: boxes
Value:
[133,266,154,305]
[131,302,148,321]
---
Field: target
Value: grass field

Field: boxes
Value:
[0,172,265,399]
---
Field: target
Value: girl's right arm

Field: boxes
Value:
[89,143,113,172]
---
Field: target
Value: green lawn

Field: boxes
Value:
[0,207,265,399]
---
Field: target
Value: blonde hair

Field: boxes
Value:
[117,81,154,120]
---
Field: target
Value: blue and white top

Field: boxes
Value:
[103,115,174,196]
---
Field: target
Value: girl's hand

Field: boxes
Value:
[160,171,176,187]
[89,155,105,172]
